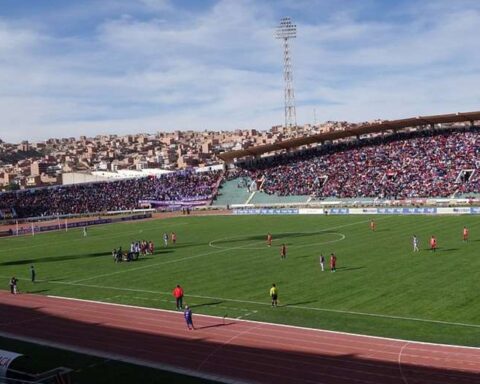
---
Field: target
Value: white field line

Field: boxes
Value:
[0,221,189,253]
[72,220,376,283]
[45,295,480,351]
[72,218,374,284]
[24,280,480,330]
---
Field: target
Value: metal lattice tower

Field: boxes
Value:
[275,17,297,129]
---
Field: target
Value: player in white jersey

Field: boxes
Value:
[163,232,168,247]
[412,235,419,252]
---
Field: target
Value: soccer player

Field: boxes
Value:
[9,277,17,294]
[171,232,177,245]
[280,244,287,259]
[412,235,419,252]
[30,265,36,283]
[270,283,278,307]
[163,232,168,247]
[330,253,336,272]
[267,233,272,247]
[83,226,87,237]
[173,284,184,310]
[370,219,376,232]
[463,226,469,242]
[430,235,437,252]
[184,305,195,330]
[319,254,325,271]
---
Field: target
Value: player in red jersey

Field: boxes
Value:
[267,233,272,247]
[430,235,437,252]
[171,232,177,245]
[330,253,336,272]
[370,219,376,232]
[463,226,469,242]
[280,243,287,259]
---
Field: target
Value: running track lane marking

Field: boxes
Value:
[44,295,480,350]
[197,322,263,370]
[0,331,251,384]
[398,341,410,384]
[69,218,378,284]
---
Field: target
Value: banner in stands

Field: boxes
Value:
[0,349,22,378]
[233,208,299,215]
[139,198,211,207]
[329,208,349,215]
[233,207,480,215]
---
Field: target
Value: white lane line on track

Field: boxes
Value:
[197,322,264,371]
[0,331,251,384]
[398,342,410,384]
[42,295,480,351]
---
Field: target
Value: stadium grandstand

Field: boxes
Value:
[214,111,480,204]
[1,111,480,219]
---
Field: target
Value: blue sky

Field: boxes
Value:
[0,0,480,142]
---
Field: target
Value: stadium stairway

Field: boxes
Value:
[212,178,252,205]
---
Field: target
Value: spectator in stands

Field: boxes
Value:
[0,171,222,219]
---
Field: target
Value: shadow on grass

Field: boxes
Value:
[335,266,365,272]
[282,300,316,307]
[213,231,345,246]
[190,301,223,309]
[0,252,112,266]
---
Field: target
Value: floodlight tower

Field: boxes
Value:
[275,17,297,129]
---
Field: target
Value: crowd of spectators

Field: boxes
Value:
[0,171,221,218]
[242,126,480,199]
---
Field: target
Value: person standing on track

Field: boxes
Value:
[173,284,184,310]
[184,305,195,330]
[280,243,287,259]
[270,283,278,307]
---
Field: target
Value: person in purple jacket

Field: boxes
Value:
[184,305,195,330]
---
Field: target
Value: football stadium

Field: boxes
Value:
[1,111,480,383]
[1,2,480,384]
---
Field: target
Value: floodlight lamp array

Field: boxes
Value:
[275,17,296,39]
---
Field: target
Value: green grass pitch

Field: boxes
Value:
[1,214,479,347]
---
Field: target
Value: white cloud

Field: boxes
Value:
[0,1,479,142]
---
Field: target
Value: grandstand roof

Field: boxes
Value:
[218,111,480,162]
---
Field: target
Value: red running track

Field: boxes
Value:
[0,292,479,384]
